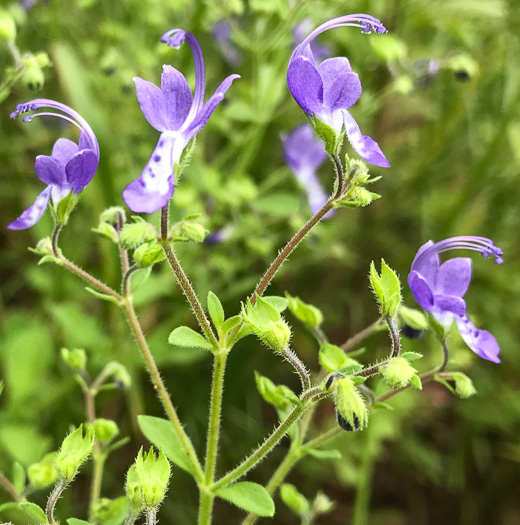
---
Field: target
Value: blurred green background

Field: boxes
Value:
[1,0,519,523]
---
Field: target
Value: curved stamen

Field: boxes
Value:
[293,14,387,59]
[160,29,206,124]
[413,236,504,269]
[10,99,99,156]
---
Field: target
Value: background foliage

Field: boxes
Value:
[1,0,519,523]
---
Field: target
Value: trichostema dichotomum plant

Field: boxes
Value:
[1,8,506,525]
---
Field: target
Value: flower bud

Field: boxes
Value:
[27,452,58,489]
[22,54,45,91]
[312,491,335,515]
[178,221,208,243]
[436,372,477,399]
[334,377,368,431]
[54,425,94,481]
[126,465,145,514]
[100,206,126,225]
[61,348,87,371]
[242,296,292,353]
[382,357,416,388]
[89,418,119,442]
[119,219,156,249]
[348,159,370,184]
[0,10,16,42]
[369,260,401,317]
[134,448,171,508]
[33,237,54,256]
[133,242,165,268]
[105,361,132,389]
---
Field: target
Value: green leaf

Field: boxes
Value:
[221,315,241,335]
[12,461,25,493]
[168,326,213,350]
[55,191,79,225]
[280,483,310,515]
[262,296,289,312]
[0,502,41,524]
[137,415,194,475]
[286,293,323,328]
[19,502,46,523]
[67,519,93,525]
[399,306,429,330]
[400,351,423,362]
[319,343,354,372]
[85,287,122,307]
[207,291,225,332]
[409,374,423,390]
[372,402,394,411]
[215,482,275,517]
[305,448,342,460]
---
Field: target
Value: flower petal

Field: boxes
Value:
[182,74,240,143]
[302,170,334,217]
[433,294,466,316]
[408,270,434,311]
[66,149,99,194]
[282,124,327,173]
[51,138,78,163]
[287,56,324,116]
[35,155,66,187]
[456,315,500,363]
[134,76,169,132]
[343,110,391,167]
[161,65,192,130]
[435,257,472,297]
[7,186,51,230]
[411,240,439,284]
[318,58,362,110]
[123,133,176,213]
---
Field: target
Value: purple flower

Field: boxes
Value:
[123,30,240,214]
[408,236,504,363]
[281,124,334,217]
[287,14,390,168]
[212,21,242,67]
[292,18,330,63]
[8,99,99,230]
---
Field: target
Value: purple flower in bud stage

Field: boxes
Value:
[123,30,240,214]
[212,21,242,67]
[287,14,391,168]
[8,99,100,230]
[408,236,504,363]
[292,18,330,63]
[281,124,334,218]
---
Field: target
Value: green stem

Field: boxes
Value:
[0,471,20,501]
[351,429,377,525]
[89,452,106,520]
[123,513,138,525]
[241,447,302,525]
[198,490,214,525]
[281,348,311,392]
[199,350,229,525]
[123,299,204,482]
[46,479,67,525]
[341,319,383,352]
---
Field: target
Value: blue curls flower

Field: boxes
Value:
[287,14,390,168]
[123,29,240,214]
[8,99,99,230]
[408,236,504,363]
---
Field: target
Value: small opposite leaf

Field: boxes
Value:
[85,287,122,307]
[400,351,423,362]
[216,482,275,517]
[138,416,194,475]
[20,502,46,522]
[207,291,225,332]
[168,326,213,350]
[262,296,289,312]
[372,402,394,411]
[305,448,342,460]
[12,461,25,493]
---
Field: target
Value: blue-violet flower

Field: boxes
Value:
[408,236,503,363]
[292,18,330,63]
[123,29,240,214]
[8,99,99,230]
[287,14,390,168]
[212,21,242,67]
[281,123,334,217]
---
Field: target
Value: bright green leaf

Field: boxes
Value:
[19,502,46,523]
[305,448,342,460]
[215,482,275,517]
[85,287,122,307]
[168,326,213,350]
[207,291,225,332]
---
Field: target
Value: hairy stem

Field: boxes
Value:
[46,480,67,525]
[0,471,20,501]
[199,350,229,525]
[145,507,157,525]
[281,348,311,392]
[123,513,138,525]
[341,319,383,352]
[89,453,106,520]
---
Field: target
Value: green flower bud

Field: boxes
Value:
[286,293,323,329]
[27,452,58,489]
[89,418,119,442]
[54,425,94,481]
[382,357,417,388]
[126,465,145,514]
[242,296,292,352]
[105,361,132,388]
[0,10,16,42]
[334,377,368,431]
[22,54,45,91]
[92,221,119,242]
[32,237,54,257]
[100,206,126,225]
[133,241,165,268]
[61,348,87,371]
[369,260,401,317]
[436,372,477,399]
[312,491,335,515]
[178,221,208,243]
[119,219,156,249]
[337,186,381,208]
[34,51,51,69]
[398,306,429,330]
[348,159,370,184]
[134,447,171,508]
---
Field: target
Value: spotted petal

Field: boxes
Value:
[7,186,51,230]
[123,133,176,213]
[287,56,324,116]
[343,110,390,168]
[456,315,500,363]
